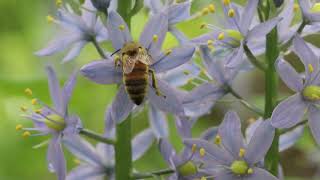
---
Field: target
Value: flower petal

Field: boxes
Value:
[246,17,282,43]
[62,135,103,166]
[245,120,275,165]
[148,104,169,138]
[200,127,218,141]
[140,12,168,58]
[271,93,307,128]
[96,143,114,166]
[293,35,319,83]
[184,139,233,165]
[169,26,189,44]
[144,0,163,13]
[47,136,66,180]
[105,105,115,138]
[275,58,304,92]
[67,165,106,180]
[110,85,135,123]
[62,70,78,116]
[246,168,278,180]
[107,11,132,50]
[167,1,191,24]
[159,138,176,167]
[218,111,245,159]
[279,125,304,152]
[215,169,236,180]
[308,105,320,145]
[225,44,245,68]
[245,118,263,144]
[239,0,259,35]
[62,41,87,63]
[80,60,123,84]
[132,128,155,161]
[278,0,294,41]
[175,116,192,138]
[152,45,195,73]
[46,65,63,113]
[148,79,184,116]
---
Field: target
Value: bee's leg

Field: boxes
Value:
[114,55,121,68]
[149,69,166,98]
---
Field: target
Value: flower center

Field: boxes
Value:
[311,3,320,13]
[45,114,66,131]
[178,161,198,176]
[302,85,320,101]
[226,29,243,47]
[230,160,248,175]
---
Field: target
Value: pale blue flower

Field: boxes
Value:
[81,11,195,123]
[22,65,81,180]
[184,111,277,180]
[35,0,108,62]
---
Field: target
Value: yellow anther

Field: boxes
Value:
[24,88,33,96]
[16,124,23,131]
[223,0,231,6]
[293,3,299,12]
[247,168,254,174]
[56,0,63,7]
[22,131,31,138]
[119,25,125,31]
[47,15,55,23]
[187,79,193,84]
[20,106,28,112]
[183,70,190,75]
[191,144,197,153]
[35,109,42,114]
[218,32,225,40]
[214,134,222,145]
[31,98,38,105]
[200,177,207,180]
[308,64,314,73]
[199,148,206,157]
[228,9,235,17]
[208,4,215,13]
[165,49,172,56]
[202,7,210,15]
[73,158,81,165]
[200,23,207,29]
[207,39,214,46]
[152,35,158,42]
[239,148,246,158]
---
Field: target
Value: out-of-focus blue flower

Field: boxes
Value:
[35,0,108,62]
[271,35,320,145]
[184,111,277,180]
[181,46,244,118]
[144,0,191,43]
[63,128,154,180]
[81,11,195,123]
[192,0,281,67]
[298,0,320,23]
[20,65,81,180]
[90,0,111,13]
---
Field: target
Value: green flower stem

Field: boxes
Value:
[79,129,116,145]
[92,38,107,59]
[115,2,134,180]
[132,169,175,179]
[264,26,280,176]
[243,44,267,71]
[228,87,264,116]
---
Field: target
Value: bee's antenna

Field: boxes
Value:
[111,49,121,56]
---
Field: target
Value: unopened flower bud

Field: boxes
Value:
[91,0,111,13]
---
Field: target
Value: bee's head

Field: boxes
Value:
[121,42,143,57]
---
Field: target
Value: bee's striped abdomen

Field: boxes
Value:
[124,61,149,105]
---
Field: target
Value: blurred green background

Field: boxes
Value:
[0,0,319,179]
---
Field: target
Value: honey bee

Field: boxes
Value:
[114,42,164,105]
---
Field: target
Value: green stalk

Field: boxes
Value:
[264,27,280,176]
[115,2,133,180]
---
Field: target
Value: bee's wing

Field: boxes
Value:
[123,56,138,74]
[138,53,152,65]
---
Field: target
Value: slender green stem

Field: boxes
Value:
[264,26,280,176]
[243,44,267,71]
[132,169,175,179]
[92,38,107,59]
[228,87,264,116]
[79,129,116,145]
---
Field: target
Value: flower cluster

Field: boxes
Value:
[16,0,320,179]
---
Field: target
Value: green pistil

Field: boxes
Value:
[45,114,66,131]
[303,85,320,101]
[230,160,248,175]
[178,161,198,176]
[226,29,243,47]
[311,3,320,13]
